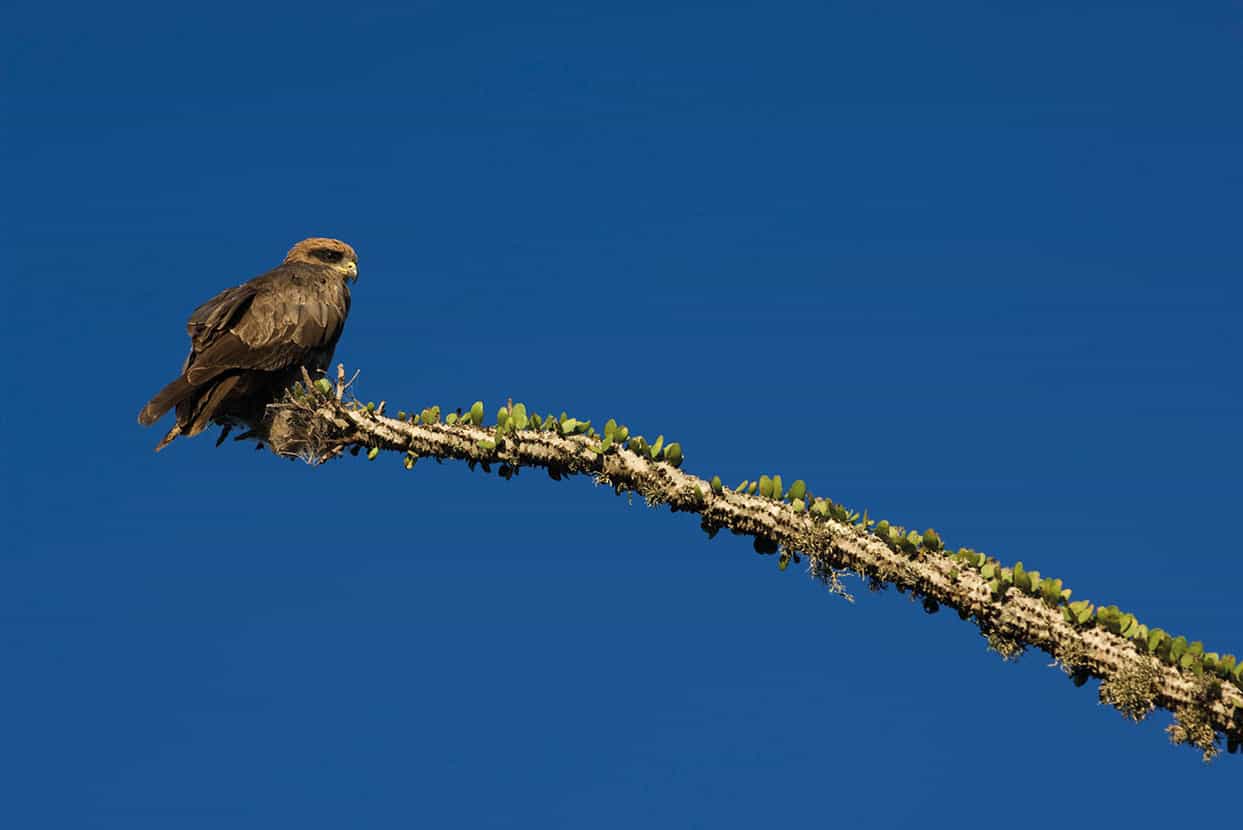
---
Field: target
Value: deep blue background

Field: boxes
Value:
[5,1,1241,825]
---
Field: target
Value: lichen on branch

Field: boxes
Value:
[259,364,1243,760]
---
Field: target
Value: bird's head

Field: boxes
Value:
[285,237,359,281]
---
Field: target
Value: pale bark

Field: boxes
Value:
[259,365,1242,760]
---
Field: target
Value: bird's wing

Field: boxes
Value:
[186,283,261,350]
[182,264,349,386]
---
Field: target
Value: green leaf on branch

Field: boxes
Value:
[511,403,528,430]
[663,443,683,467]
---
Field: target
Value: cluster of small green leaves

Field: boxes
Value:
[703,474,872,571]
[377,399,688,471]
[941,546,1242,696]
[364,400,491,466]
[476,400,574,451]
[949,550,1071,606]
[1091,608,1242,687]
[721,474,865,524]
[289,377,335,399]
[474,404,686,468]
[391,399,486,429]
[610,419,684,467]
[874,520,943,557]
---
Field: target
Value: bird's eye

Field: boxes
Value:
[314,248,344,263]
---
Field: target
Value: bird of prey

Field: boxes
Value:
[138,237,358,451]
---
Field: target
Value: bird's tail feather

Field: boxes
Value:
[153,423,182,452]
[138,377,192,426]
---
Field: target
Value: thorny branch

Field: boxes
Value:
[258,365,1243,760]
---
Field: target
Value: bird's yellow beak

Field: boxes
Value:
[346,261,359,281]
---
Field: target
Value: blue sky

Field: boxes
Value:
[4,0,1241,825]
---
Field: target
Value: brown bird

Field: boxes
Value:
[138,237,358,451]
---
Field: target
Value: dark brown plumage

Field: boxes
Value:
[138,237,358,451]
